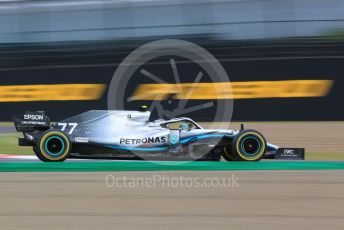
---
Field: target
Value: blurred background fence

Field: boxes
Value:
[0,0,343,121]
[2,0,344,42]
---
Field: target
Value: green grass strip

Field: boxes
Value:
[0,161,343,172]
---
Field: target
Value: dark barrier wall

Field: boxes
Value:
[0,39,343,121]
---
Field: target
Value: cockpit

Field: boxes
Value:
[160,118,202,131]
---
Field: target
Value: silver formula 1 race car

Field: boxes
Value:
[13,109,304,162]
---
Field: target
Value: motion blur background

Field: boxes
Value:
[1,3,344,229]
[0,0,343,121]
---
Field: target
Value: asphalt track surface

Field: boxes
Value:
[0,159,343,230]
[0,169,343,230]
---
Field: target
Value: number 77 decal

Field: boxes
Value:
[57,123,78,134]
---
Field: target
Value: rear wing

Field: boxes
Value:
[13,111,50,132]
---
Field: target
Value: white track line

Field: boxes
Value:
[0,154,38,160]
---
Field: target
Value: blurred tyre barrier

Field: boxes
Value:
[0,39,342,122]
[0,79,335,122]
[0,80,332,102]
[130,80,333,100]
[0,84,106,102]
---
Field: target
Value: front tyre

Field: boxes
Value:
[35,130,71,162]
[231,130,266,161]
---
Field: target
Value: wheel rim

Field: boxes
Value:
[44,136,65,156]
[240,136,262,157]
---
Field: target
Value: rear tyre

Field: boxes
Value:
[203,147,222,161]
[35,130,71,162]
[222,144,235,161]
[231,130,266,161]
[33,146,46,162]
